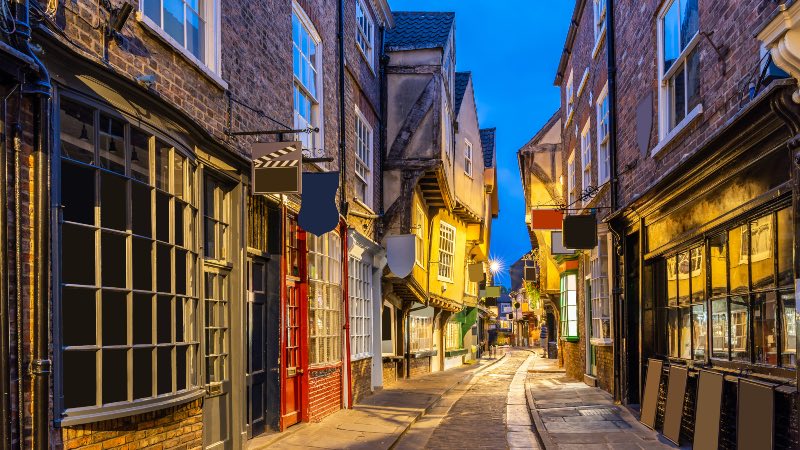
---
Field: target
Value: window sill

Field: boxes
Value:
[592,26,606,60]
[136,13,229,91]
[561,336,579,343]
[411,349,437,358]
[651,104,703,158]
[351,354,372,362]
[356,43,376,76]
[437,276,454,284]
[445,348,468,357]
[590,338,613,346]
[58,387,205,427]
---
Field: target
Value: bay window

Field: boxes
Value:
[560,272,578,341]
[349,257,372,360]
[590,234,611,344]
[58,96,200,423]
[307,232,343,365]
[658,0,700,138]
[293,5,322,153]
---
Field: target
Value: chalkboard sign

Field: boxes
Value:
[693,370,724,450]
[639,359,662,429]
[738,379,775,450]
[663,365,688,445]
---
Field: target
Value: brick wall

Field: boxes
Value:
[561,341,583,382]
[594,345,614,394]
[409,357,431,378]
[613,0,775,207]
[61,399,203,449]
[350,357,372,404]
[308,366,343,423]
[382,360,398,387]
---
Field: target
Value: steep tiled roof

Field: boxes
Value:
[480,127,496,168]
[386,12,455,51]
[454,71,470,113]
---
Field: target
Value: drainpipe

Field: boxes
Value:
[13,0,52,448]
[379,26,387,217]
[605,0,623,403]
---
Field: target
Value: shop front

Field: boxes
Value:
[612,82,800,447]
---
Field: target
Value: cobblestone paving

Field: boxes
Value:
[414,350,536,450]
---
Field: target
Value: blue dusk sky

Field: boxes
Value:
[388,0,573,286]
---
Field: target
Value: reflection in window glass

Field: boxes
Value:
[677,251,690,305]
[729,227,749,294]
[692,303,706,360]
[60,98,95,164]
[750,215,774,290]
[730,296,749,361]
[99,114,125,175]
[690,247,704,303]
[753,291,777,365]
[667,256,678,306]
[680,307,691,359]
[782,292,797,367]
[130,129,151,183]
[668,308,679,358]
[711,298,728,359]
[777,208,792,288]
[709,234,727,297]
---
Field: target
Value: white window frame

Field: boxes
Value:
[464,139,473,178]
[307,232,343,365]
[348,257,373,360]
[355,0,375,69]
[414,204,425,268]
[596,83,610,185]
[577,68,589,98]
[293,3,324,154]
[437,221,456,282]
[410,316,433,352]
[445,320,462,351]
[567,151,576,210]
[655,0,701,154]
[354,107,373,205]
[138,0,224,87]
[593,0,607,52]
[590,233,612,345]
[565,70,575,126]
[442,100,453,161]
[581,120,592,201]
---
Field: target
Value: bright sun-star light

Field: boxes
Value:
[489,258,503,275]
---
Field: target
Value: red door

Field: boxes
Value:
[281,214,306,429]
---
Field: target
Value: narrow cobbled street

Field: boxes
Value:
[396,350,539,450]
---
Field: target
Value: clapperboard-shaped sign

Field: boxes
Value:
[251,141,302,194]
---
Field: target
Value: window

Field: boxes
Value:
[577,68,589,98]
[204,177,229,260]
[410,316,433,352]
[560,273,578,340]
[446,320,462,351]
[414,204,425,267]
[307,231,343,365]
[349,257,372,360]
[381,302,395,355]
[57,97,200,421]
[669,207,795,367]
[581,120,592,198]
[354,108,373,205]
[464,264,478,297]
[141,0,218,72]
[590,234,611,344]
[293,6,322,153]
[594,0,607,44]
[464,139,473,177]
[596,85,610,185]
[565,70,575,124]
[442,101,453,161]
[438,221,456,281]
[355,0,374,67]
[658,0,700,136]
[567,152,577,209]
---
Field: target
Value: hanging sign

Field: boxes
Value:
[251,141,302,194]
[298,172,340,236]
[468,263,485,282]
[484,286,501,298]
[531,209,563,230]
[562,214,598,249]
[385,234,416,278]
[551,231,574,255]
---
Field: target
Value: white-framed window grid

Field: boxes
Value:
[348,257,373,360]
[438,221,456,282]
[355,0,375,67]
[657,0,700,139]
[307,231,343,365]
[140,0,221,74]
[560,273,579,339]
[445,320,462,351]
[415,204,425,268]
[442,101,453,161]
[293,4,323,153]
[410,316,433,352]
[464,264,478,297]
[581,120,592,200]
[567,151,577,212]
[577,68,589,98]
[464,139,473,177]
[594,0,607,43]
[590,234,612,344]
[56,95,202,422]
[596,84,610,185]
[565,70,575,125]
[354,108,373,205]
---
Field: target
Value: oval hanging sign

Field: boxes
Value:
[385,234,416,278]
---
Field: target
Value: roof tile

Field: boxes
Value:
[386,12,455,51]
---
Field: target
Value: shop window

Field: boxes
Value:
[349,257,372,360]
[308,232,343,365]
[204,177,229,260]
[446,320,462,351]
[57,96,200,421]
[590,235,612,344]
[410,316,433,352]
[560,272,578,341]
[204,272,229,383]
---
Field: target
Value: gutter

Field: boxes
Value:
[554,0,588,85]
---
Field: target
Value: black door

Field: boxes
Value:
[625,233,641,404]
[247,258,268,437]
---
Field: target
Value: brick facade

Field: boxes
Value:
[308,366,343,423]
[409,356,431,378]
[350,357,372,404]
[382,360,399,387]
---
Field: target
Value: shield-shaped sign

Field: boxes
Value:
[385,234,416,278]
[252,141,302,194]
[298,172,340,236]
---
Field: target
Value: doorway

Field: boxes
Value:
[281,214,307,429]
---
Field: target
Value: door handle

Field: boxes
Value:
[297,369,305,375]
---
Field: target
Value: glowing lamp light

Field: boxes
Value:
[488,258,504,275]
